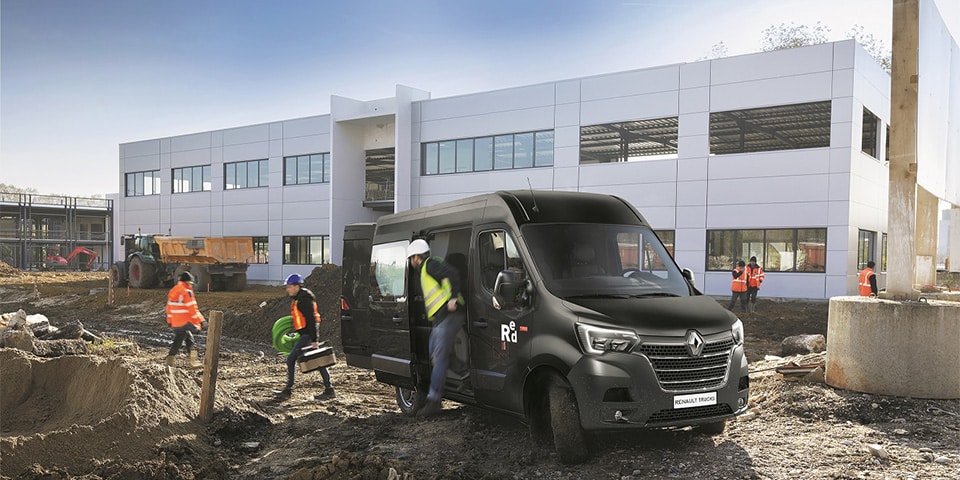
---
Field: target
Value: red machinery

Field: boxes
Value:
[46,247,99,270]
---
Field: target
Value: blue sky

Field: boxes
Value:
[2,0,958,197]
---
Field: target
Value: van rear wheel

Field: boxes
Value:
[543,373,588,464]
[396,386,426,417]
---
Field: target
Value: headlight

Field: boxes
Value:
[731,319,744,345]
[576,323,639,355]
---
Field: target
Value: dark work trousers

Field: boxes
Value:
[285,334,332,390]
[427,308,466,402]
[168,323,200,356]
[727,291,748,312]
[747,287,759,304]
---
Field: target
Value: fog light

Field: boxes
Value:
[738,397,747,408]
[614,410,623,421]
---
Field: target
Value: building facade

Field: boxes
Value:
[117,40,894,299]
[1,193,113,271]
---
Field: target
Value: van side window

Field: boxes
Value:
[370,241,408,302]
[479,230,524,291]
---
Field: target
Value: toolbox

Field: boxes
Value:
[298,345,336,373]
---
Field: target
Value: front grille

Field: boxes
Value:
[647,404,733,424]
[637,336,735,392]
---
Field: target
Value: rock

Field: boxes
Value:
[80,329,102,343]
[865,443,889,460]
[934,456,951,464]
[802,365,825,383]
[33,339,87,356]
[892,428,908,435]
[46,320,84,340]
[388,467,399,480]
[781,334,826,356]
[240,442,260,452]
[0,328,36,351]
[3,309,28,329]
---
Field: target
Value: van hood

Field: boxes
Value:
[561,295,738,337]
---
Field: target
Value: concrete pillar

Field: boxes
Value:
[950,206,960,273]
[886,0,920,298]
[916,186,938,286]
[826,297,960,399]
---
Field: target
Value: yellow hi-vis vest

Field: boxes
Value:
[420,257,459,320]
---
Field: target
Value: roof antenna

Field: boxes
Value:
[526,177,540,213]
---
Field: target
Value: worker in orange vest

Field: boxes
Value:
[274,273,334,400]
[727,260,748,313]
[165,271,205,368]
[858,261,878,296]
[745,256,765,313]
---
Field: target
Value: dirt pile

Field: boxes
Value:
[0,260,20,277]
[0,348,251,478]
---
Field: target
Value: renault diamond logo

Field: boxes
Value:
[685,330,704,357]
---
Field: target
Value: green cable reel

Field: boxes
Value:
[271,316,299,354]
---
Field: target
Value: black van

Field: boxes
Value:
[340,190,748,463]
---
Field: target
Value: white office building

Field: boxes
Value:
[116,39,938,299]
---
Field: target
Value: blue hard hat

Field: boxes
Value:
[284,273,304,285]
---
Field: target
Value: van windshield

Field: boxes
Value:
[521,223,690,298]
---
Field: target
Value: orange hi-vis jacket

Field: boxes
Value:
[858,267,876,296]
[166,281,203,328]
[746,264,765,288]
[291,296,321,331]
[731,267,748,292]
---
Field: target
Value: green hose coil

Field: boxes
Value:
[271,316,299,354]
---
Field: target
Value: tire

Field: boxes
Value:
[545,373,588,464]
[191,266,210,292]
[227,273,247,292]
[128,257,157,288]
[396,386,426,417]
[110,262,127,287]
[695,420,727,435]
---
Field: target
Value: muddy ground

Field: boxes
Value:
[1,265,958,480]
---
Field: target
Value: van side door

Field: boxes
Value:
[367,241,414,382]
[340,223,374,369]
[470,228,534,413]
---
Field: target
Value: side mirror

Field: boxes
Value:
[681,268,696,288]
[494,269,528,309]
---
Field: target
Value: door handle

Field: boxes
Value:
[473,319,488,328]
[392,316,404,324]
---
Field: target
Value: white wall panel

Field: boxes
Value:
[578,160,677,186]
[122,155,161,172]
[580,66,679,101]
[419,84,556,121]
[680,61,711,89]
[676,180,707,206]
[223,203,269,222]
[679,111,709,137]
[554,125,580,148]
[170,148,211,168]
[828,173,852,202]
[121,140,160,158]
[419,106,555,141]
[283,115,330,138]
[222,221,269,236]
[711,43,833,84]
[223,141,269,161]
[675,205,706,228]
[223,124,269,145]
[283,135,330,156]
[554,145,579,168]
[555,80,580,104]
[580,91,679,126]
[170,132,212,152]
[833,40,856,70]
[710,72,832,112]
[832,68,855,99]
[707,149,830,180]
[708,202,829,229]
[679,87,709,114]
[677,156,708,181]
[709,175,829,205]
[555,103,580,127]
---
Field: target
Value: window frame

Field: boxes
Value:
[283,153,331,185]
[224,159,269,190]
[125,170,161,197]
[282,235,329,265]
[706,228,828,273]
[421,129,554,176]
[172,165,211,194]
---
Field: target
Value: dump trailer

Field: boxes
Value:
[111,234,254,291]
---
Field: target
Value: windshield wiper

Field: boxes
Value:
[628,292,680,298]
[564,294,631,299]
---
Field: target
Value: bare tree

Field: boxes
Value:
[698,41,729,60]
[760,21,831,51]
[847,24,892,72]
[0,184,39,194]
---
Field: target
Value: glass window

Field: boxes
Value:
[739,230,764,266]
[370,240,408,301]
[285,157,297,185]
[172,166,210,193]
[236,163,247,189]
[456,139,473,173]
[474,137,493,171]
[284,153,329,185]
[225,164,236,190]
[310,154,324,183]
[438,141,456,174]
[655,230,675,259]
[297,157,310,184]
[494,135,513,170]
[283,235,328,265]
[535,131,554,167]
[709,101,831,155]
[580,117,679,164]
[706,230,736,270]
[858,230,876,270]
[764,229,796,272]
[252,236,268,264]
[513,133,534,169]
[862,108,879,158]
[797,229,826,272]
[424,143,439,175]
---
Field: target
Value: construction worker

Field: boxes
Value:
[165,271,205,368]
[745,256,765,313]
[407,238,465,418]
[274,273,334,399]
[727,260,748,313]
[858,261,878,296]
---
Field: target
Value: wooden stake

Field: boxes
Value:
[199,310,223,421]
[107,277,114,305]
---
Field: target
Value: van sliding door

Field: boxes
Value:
[368,241,413,378]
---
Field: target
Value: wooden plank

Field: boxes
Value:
[199,310,223,421]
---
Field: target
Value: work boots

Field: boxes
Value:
[748,302,756,313]
[164,355,176,367]
[187,351,203,369]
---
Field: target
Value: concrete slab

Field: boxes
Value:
[825,296,960,399]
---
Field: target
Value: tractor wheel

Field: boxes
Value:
[128,257,157,288]
[110,262,127,287]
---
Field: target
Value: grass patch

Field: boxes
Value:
[88,335,140,356]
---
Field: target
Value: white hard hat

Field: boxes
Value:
[407,239,430,258]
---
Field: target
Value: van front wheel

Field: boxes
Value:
[396,386,426,417]
[545,374,588,464]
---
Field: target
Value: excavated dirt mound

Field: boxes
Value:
[0,348,242,477]
[0,261,20,277]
